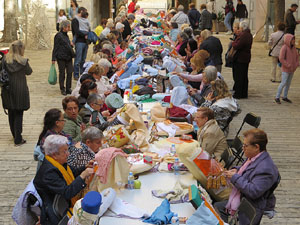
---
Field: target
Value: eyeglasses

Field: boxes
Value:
[94,103,103,106]
[58,119,66,122]
[243,143,254,148]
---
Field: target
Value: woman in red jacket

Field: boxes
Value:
[128,0,138,13]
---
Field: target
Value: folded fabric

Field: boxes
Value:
[178,104,198,115]
[98,188,117,217]
[145,66,159,76]
[135,86,156,96]
[168,105,189,118]
[143,199,174,225]
[152,93,170,101]
[170,75,185,87]
[12,180,43,225]
[186,201,219,225]
[95,147,128,184]
[152,180,189,204]
[107,197,149,219]
[135,94,151,101]
[117,75,141,89]
[119,63,139,80]
[170,86,189,107]
[151,40,161,45]
[134,54,144,64]
[156,122,179,137]
[162,96,171,103]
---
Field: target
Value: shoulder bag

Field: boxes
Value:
[268,33,284,56]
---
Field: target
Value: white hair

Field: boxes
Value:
[44,135,68,156]
[82,127,104,144]
[240,20,249,31]
[203,66,217,82]
[98,58,111,69]
[178,5,184,11]
[102,44,113,53]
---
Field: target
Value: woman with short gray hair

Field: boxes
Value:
[171,5,190,29]
[52,18,74,96]
[33,134,94,224]
[68,126,104,173]
[231,20,253,99]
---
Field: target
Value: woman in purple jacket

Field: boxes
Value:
[215,128,279,225]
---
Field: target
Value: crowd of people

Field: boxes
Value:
[3,1,294,225]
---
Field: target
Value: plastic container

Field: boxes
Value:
[171,213,179,225]
[165,86,170,94]
[174,158,180,176]
[128,172,134,189]
[139,103,143,112]
[170,144,176,155]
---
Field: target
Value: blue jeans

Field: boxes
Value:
[276,72,294,98]
[74,42,88,78]
[224,12,233,31]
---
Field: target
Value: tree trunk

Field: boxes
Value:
[274,0,285,29]
[1,0,18,42]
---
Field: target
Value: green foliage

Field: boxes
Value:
[217,11,225,22]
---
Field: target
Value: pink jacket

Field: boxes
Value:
[279,34,299,73]
[115,45,124,55]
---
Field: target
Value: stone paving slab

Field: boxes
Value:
[1,34,300,224]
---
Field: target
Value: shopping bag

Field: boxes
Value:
[48,64,57,85]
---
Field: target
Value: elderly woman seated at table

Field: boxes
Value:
[201,79,241,136]
[79,93,116,131]
[34,135,94,224]
[215,129,279,225]
[68,126,103,174]
[62,96,85,142]
[194,107,227,161]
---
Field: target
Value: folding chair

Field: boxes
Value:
[229,197,257,225]
[219,148,235,169]
[228,113,261,165]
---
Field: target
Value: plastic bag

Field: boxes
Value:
[48,64,57,85]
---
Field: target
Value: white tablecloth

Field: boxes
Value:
[99,172,196,224]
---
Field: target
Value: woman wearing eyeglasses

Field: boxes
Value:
[215,129,279,225]
[35,108,73,170]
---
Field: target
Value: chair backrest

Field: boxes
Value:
[235,113,261,138]
[231,136,243,155]
[238,197,257,225]
[220,148,235,169]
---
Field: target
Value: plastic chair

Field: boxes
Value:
[229,197,257,225]
[219,148,235,169]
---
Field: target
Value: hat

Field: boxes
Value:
[116,22,125,30]
[106,21,114,28]
[105,93,124,109]
[81,191,102,215]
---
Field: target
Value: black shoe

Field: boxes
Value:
[15,139,26,147]
[66,88,72,94]
[275,98,281,104]
[270,79,275,83]
[282,98,292,103]
[61,90,67,96]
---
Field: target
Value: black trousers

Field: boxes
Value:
[57,59,73,91]
[232,62,249,99]
[8,109,24,144]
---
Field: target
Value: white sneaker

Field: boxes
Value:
[225,31,232,35]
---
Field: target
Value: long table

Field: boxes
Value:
[99,172,197,224]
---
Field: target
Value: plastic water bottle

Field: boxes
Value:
[193,121,199,133]
[147,111,151,120]
[171,213,179,225]
[128,172,134,189]
[166,86,170,94]
[174,158,180,176]
[129,90,133,101]
[139,103,143,112]
[170,144,176,155]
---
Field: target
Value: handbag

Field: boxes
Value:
[225,45,237,68]
[48,64,57,85]
[0,60,9,88]
[211,12,217,20]
[268,33,284,56]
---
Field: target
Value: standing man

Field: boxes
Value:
[285,4,300,35]
[199,4,212,31]
[72,7,90,80]
[52,20,75,96]
[171,5,190,29]
[187,3,201,30]
[207,0,219,34]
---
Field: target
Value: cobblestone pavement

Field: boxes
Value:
[1,34,300,224]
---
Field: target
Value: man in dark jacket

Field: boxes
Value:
[200,31,223,72]
[71,7,90,80]
[215,128,279,225]
[52,20,74,95]
[122,14,135,40]
[34,135,93,225]
[285,4,300,35]
[188,3,201,30]
[231,20,253,99]
[199,4,212,31]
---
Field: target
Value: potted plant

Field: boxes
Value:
[216,11,226,32]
